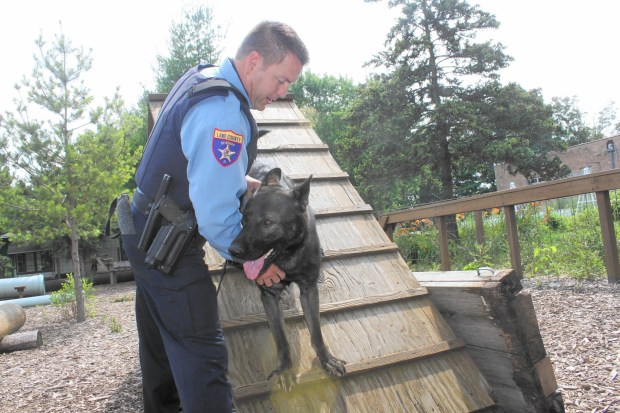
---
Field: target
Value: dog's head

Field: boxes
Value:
[229,168,312,261]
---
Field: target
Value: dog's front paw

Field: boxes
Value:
[321,355,347,377]
[268,367,297,392]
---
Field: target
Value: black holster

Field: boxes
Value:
[138,175,201,274]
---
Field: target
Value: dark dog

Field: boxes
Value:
[229,167,346,389]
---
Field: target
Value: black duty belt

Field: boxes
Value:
[132,187,206,249]
[132,188,154,216]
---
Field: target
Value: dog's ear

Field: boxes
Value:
[293,175,312,211]
[265,168,282,186]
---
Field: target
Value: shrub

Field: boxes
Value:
[50,273,95,320]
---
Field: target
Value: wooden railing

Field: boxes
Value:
[378,169,620,283]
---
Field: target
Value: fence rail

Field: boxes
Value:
[378,169,620,283]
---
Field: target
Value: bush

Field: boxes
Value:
[50,273,95,320]
[394,203,608,280]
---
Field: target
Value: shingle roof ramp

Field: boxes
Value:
[150,94,498,412]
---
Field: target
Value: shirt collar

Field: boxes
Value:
[217,58,252,108]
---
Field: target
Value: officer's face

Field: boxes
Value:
[248,52,303,111]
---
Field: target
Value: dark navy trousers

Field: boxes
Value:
[122,205,233,413]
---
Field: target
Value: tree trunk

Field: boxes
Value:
[69,216,86,322]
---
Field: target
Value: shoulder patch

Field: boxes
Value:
[212,128,244,167]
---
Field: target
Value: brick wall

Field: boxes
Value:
[494,135,620,191]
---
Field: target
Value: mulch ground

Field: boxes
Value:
[0,277,618,412]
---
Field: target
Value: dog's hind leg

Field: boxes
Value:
[299,283,346,377]
[260,290,296,390]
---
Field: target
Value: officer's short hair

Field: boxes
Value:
[236,21,309,66]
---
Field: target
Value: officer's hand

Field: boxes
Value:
[245,175,261,198]
[257,263,285,287]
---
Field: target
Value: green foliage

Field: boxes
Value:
[108,316,122,333]
[154,4,224,93]
[0,28,141,322]
[289,71,357,142]
[334,1,574,213]
[50,273,95,320]
[113,293,134,303]
[394,203,607,280]
[551,97,593,145]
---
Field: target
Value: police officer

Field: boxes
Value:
[121,21,309,413]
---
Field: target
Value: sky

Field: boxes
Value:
[1,0,618,122]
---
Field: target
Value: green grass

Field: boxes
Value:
[395,200,611,280]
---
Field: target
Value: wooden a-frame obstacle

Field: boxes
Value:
[148,94,499,412]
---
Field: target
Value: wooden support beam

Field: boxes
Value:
[504,206,522,278]
[438,216,451,271]
[474,210,485,245]
[0,330,42,353]
[596,190,620,283]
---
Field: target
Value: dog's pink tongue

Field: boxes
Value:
[243,255,266,281]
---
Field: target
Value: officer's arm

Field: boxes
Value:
[180,96,250,260]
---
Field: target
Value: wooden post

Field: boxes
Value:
[596,190,619,283]
[0,330,43,353]
[474,210,485,245]
[14,286,26,299]
[504,205,523,278]
[384,223,396,242]
[438,215,451,271]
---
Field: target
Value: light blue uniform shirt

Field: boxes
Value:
[180,58,253,260]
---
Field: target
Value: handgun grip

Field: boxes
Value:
[137,174,173,251]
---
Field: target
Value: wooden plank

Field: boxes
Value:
[316,215,393,253]
[289,171,349,181]
[413,269,515,284]
[257,152,342,177]
[235,351,497,412]
[534,357,559,398]
[503,205,522,278]
[258,143,329,152]
[474,210,485,244]
[314,204,374,218]
[257,119,310,126]
[220,287,429,331]
[438,216,451,271]
[417,270,564,413]
[208,243,401,275]
[596,190,620,283]
[256,124,324,146]
[232,338,466,401]
[305,180,366,211]
[380,168,620,224]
